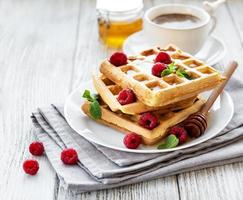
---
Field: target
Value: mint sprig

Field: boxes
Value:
[160,62,192,80]
[161,62,176,77]
[176,68,192,80]
[82,90,101,119]
[83,90,94,101]
[157,134,179,149]
[89,100,101,119]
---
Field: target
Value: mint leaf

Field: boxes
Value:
[157,134,179,149]
[176,69,184,77]
[82,90,93,102]
[89,100,101,119]
[161,68,172,76]
[168,62,176,71]
[161,62,176,77]
[184,73,192,80]
[176,69,192,80]
[83,89,102,119]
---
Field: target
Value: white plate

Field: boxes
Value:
[123,31,226,66]
[64,81,234,153]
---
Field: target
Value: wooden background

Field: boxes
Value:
[0,0,242,199]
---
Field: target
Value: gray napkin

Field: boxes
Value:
[31,77,243,193]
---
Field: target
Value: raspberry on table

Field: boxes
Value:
[29,141,44,156]
[23,159,39,175]
[117,89,136,105]
[154,52,172,64]
[138,112,158,130]
[152,62,167,77]
[61,148,78,165]
[123,132,142,149]
[169,126,188,144]
[109,52,127,66]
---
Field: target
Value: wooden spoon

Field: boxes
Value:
[183,61,238,137]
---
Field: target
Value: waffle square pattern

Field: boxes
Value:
[100,44,224,107]
[82,98,205,145]
[93,73,198,114]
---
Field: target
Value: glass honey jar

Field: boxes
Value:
[96,0,144,48]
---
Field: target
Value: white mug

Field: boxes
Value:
[144,4,217,54]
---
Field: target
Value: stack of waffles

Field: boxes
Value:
[82,44,224,145]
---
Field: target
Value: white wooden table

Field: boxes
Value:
[0,0,242,199]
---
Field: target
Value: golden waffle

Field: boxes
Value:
[100,44,224,107]
[93,73,198,114]
[81,98,205,145]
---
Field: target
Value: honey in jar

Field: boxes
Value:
[96,0,144,48]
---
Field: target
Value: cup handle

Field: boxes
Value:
[209,16,217,34]
[203,0,226,15]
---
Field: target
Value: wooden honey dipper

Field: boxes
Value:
[183,61,238,138]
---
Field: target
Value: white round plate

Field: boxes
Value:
[123,31,226,66]
[64,81,234,153]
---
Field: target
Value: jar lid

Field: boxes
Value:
[96,0,143,13]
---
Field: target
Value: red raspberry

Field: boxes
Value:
[117,89,136,105]
[23,159,39,175]
[138,112,158,130]
[155,52,172,64]
[123,133,142,149]
[109,52,127,66]
[170,126,188,144]
[29,141,44,156]
[61,148,78,165]
[152,62,167,77]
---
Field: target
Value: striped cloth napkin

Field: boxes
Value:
[31,77,243,193]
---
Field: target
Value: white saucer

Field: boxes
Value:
[123,31,226,66]
[64,81,234,154]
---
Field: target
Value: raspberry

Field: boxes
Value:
[23,159,39,175]
[117,89,136,105]
[29,141,44,156]
[155,52,172,64]
[109,52,127,66]
[61,148,78,165]
[123,133,142,149]
[152,62,167,77]
[139,112,158,130]
[170,126,188,144]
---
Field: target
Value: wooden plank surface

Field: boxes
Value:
[0,0,243,200]
[0,0,80,199]
[226,0,243,44]
[175,1,243,200]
